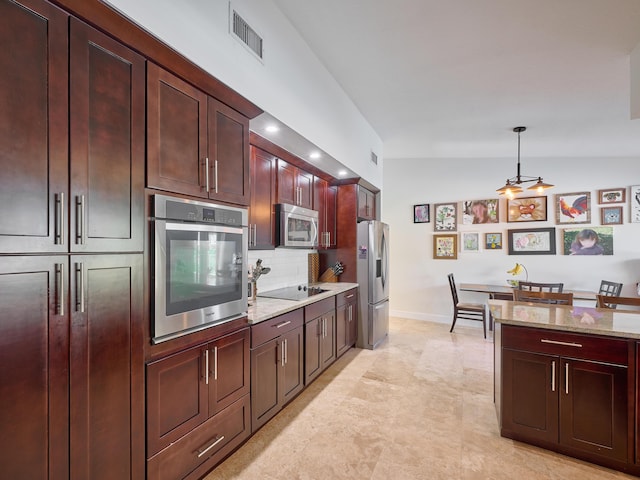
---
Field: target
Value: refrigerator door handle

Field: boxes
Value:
[381,229,388,290]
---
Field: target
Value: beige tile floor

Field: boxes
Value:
[205,317,636,479]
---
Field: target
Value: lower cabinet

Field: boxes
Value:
[305,297,336,384]
[336,288,358,357]
[250,309,305,432]
[146,328,250,479]
[501,325,629,464]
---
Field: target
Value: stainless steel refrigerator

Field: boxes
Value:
[356,220,389,349]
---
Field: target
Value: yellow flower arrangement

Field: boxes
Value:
[506,263,528,287]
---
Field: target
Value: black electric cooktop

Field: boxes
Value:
[257,284,328,301]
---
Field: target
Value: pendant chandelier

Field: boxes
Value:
[496,127,553,197]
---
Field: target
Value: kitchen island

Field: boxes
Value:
[489,299,640,476]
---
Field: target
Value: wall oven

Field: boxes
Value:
[276,203,318,248]
[152,194,248,343]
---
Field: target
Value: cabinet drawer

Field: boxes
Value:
[305,297,335,322]
[336,288,357,307]
[251,309,303,347]
[502,325,629,365]
[147,394,250,480]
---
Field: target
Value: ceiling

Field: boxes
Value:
[272,0,640,160]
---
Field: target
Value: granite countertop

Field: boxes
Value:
[489,299,640,340]
[248,282,359,325]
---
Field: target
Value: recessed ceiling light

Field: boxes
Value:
[265,125,279,133]
[338,170,348,177]
[309,151,321,159]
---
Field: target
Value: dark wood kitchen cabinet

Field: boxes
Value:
[249,145,276,249]
[313,176,337,249]
[147,63,250,206]
[357,185,377,221]
[305,297,336,384]
[500,325,629,464]
[336,288,358,357]
[146,328,250,467]
[277,158,313,209]
[250,309,305,432]
[0,1,145,254]
[0,253,144,480]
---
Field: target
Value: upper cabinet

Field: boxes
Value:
[147,63,250,206]
[249,146,276,249]
[357,185,377,221]
[313,177,336,249]
[277,159,313,209]
[0,0,144,254]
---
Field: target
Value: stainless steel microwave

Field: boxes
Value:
[276,203,318,248]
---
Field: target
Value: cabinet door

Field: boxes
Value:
[347,300,358,348]
[560,358,628,461]
[147,62,208,198]
[0,0,68,253]
[277,159,297,205]
[326,185,337,248]
[320,311,336,369]
[146,345,208,457]
[69,254,144,480]
[208,328,250,416]
[336,302,349,357]
[305,317,323,384]
[358,186,376,220]
[281,325,304,404]
[207,97,250,205]
[0,256,69,480]
[249,146,276,249]
[250,339,280,432]
[502,349,558,444]
[297,169,314,209]
[69,19,145,253]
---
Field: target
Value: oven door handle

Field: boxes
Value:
[163,221,244,235]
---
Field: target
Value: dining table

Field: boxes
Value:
[459,283,598,330]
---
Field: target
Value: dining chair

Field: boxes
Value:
[517,281,564,293]
[596,294,640,310]
[513,289,574,305]
[597,280,623,308]
[448,273,486,338]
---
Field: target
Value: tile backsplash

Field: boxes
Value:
[248,248,316,292]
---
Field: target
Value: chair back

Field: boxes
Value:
[598,280,623,297]
[447,273,459,306]
[513,290,573,305]
[597,294,640,310]
[517,281,564,293]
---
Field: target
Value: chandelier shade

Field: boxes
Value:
[496,127,553,197]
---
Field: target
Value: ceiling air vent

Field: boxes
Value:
[231,8,263,61]
[371,151,378,165]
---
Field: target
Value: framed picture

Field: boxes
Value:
[507,196,547,222]
[598,188,625,204]
[601,206,622,225]
[485,232,502,250]
[413,204,430,223]
[507,227,556,255]
[631,186,640,223]
[462,199,499,224]
[433,234,457,259]
[433,202,457,231]
[555,192,591,224]
[561,227,613,255]
[460,232,480,252]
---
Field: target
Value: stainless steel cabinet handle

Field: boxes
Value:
[280,340,285,367]
[348,305,353,322]
[214,159,219,193]
[56,263,64,316]
[205,157,210,192]
[213,346,218,380]
[323,317,327,338]
[551,360,556,392]
[284,338,288,365]
[275,320,291,329]
[565,362,569,394]
[196,435,225,458]
[205,349,209,385]
[540,339,582,348]
[55,192,64,245]
[75,262,84,313]
[76,195,85,245]
[346,294,355,300]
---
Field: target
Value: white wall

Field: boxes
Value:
[382,157,640,325]
[105,0,383,189]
